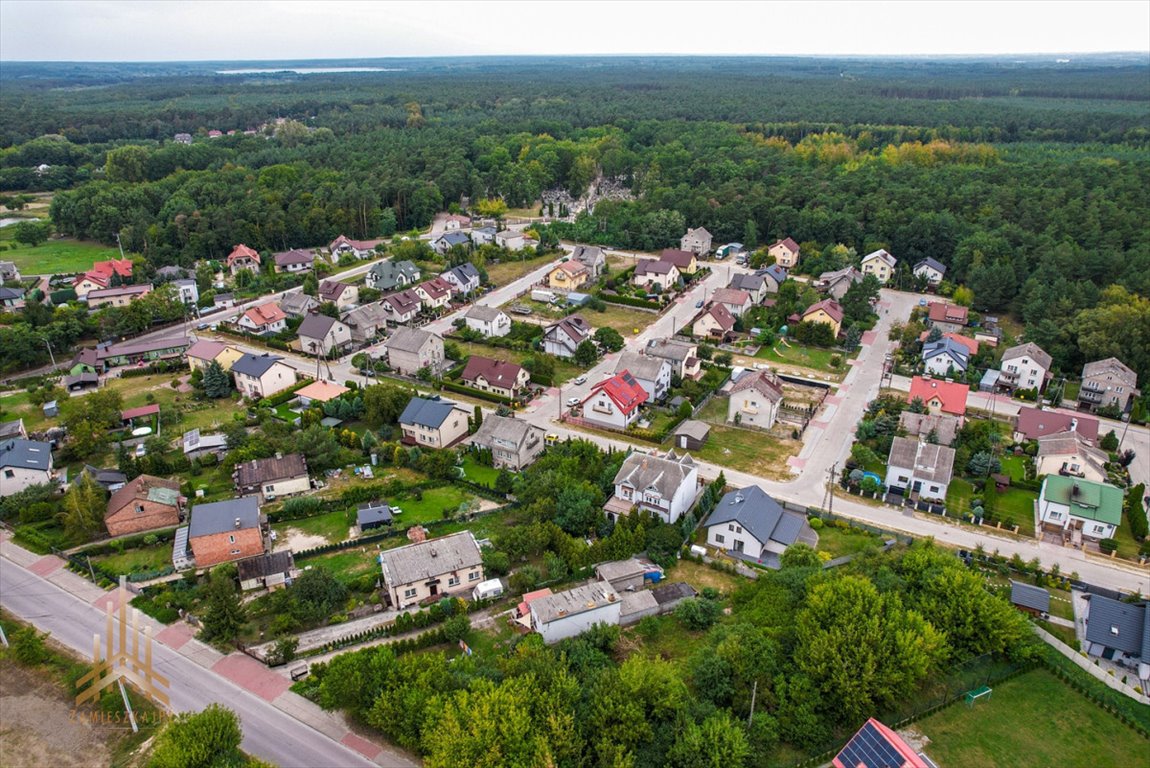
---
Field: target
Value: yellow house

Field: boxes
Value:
[215,345,245,372]
[660,249,699,275]
[186,340,245,372]
[860,249,897,283]
[801,299,844,336]
[549,261,589,291]
[768,238,800,269]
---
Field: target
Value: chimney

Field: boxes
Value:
[430,548,438,558]
[234,517,241,529]
[275,452,283,460]
[1070,418,1078,433]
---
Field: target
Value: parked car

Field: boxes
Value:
[134,443,146,458]
[566,397,581,407]
[573,375,587,385]
[695,300,704,308]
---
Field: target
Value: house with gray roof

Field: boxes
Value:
[999,342,1052,393]
[757,264,788,294]
[1084,595,1149,683]
[0,419,26,440]
[542,315,592,358]
[898,411,960,446]
[231,353,296,400]
[704,485,817,567]
[645,337,701,380]
[380,530,484,609]
[186,497,265,568]
[1009,581,1051,616]
[432,231,471,255]
[463,304,511,338]
[613,351,672,402]
[278,292,318,318]
[385,327,444,375]
[468,414,545,470]
[606,450,698,525]
[1078,357,1140,412]
[399,396,470,449]
[727,272,768,304]
[356,501,394,532]
[342,302,391,343]
[529,582,622,644]
[913,257,947,286]
[1035,431,1108,483]
[366,259,422,292]
[298,313,352,356]
[571,245,606,278]
[235,453,310,502]
[922,337,970,376]
[0,438,55,495]
[236,550,297,591]
[884,436,955,503]
[442,262,481,295]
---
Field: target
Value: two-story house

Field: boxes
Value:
[758,264,789,294]
[727,369,784,430]
[381,288,423,324]
[186,497,265,568]
[925,302,969,334]
[768,237,801,269]
[815,266,864,300]
[606,450,699,525]
[341,302,391,343]
[104,475,183,537]
[471,226,497,246]
[908,376,969,420]
[317,280,358,310]
[801,298,844,336]
[414,277,453,310]
[1038,475,1123,543]
[463,304,511,337]
[680,227,713,255]
[231,353,297,400]
[710,287,753,317]
[549,261,590,292]
[398,396,470,448]
[727,272,769,304]
[235,453,310,502]
[226,244,261,276]
[432,231,471,255]
[495,230,526,250]
[543,315,592,358]
[614,351,672,402]
[173,279,199,306]
[461,356,530,399]
[580,371,648,430]
[660,249,699,276]
[237,302,288,336]
[297,313,352,356]
[645,337,701,380]
[633,259,680,292]
[860,248,896,283]
[469,415,546,471]
[913,257,947,287]
[442,263,481,295]
[279,293,318,318]
[705,485,818,564]
[272,249,315,273]
[998,342,1052,393]
[72,258,135,298]
[0,438,55,496]
[380,531,484,610]
[922,337,970,377]
[691,302,736,340]
[1078,357,1140,412]
[571,245,606,278]
[884,437,956,503]
[366,259,422,292]
[1036,431,1109,483]
[386,327,444,375]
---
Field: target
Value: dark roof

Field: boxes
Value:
[447,263,480,284]
[188,497,261,538]
[462,356,525,388]
[236,453,308,487]
[1010,581,1051,613]
[659,249,696,269]
[236,550,295,581]
[1013,406,1099,442]
[298,313,341,340]
[231,353,286,378]
[706,486,808,547]
[759,264,788,285]
[833,719,929,768]
[652,582,697,606]
[1085,595,1147,657]
[107,475,180,515]
[273,249,314,267]
[0,438,52,472]
[399,396,460,429]
[356,502,393,527]
[437,232,471,247]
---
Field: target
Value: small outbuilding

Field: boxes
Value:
[1009,581,1051,617]
[356,501,394,532]
[237,551,296,591]
[672,419,710,451]
[594,558,663,593]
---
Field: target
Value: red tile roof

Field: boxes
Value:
[803,298,844,324]
[461,356,526,390]
[908,376,969,416]
[659,249,696,269]
[771,237,800,252]
[1014,406,1099,442]
[227,244,260,266]
[833,718,930,768]
[589,370,648,415]
[74,258,135,289]
[927,301,968,325]
[243,301,286,326]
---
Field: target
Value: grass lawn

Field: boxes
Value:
[663,559,747,596]
[1111,519,1145,561]
[991,487,1037,536]
[296,548,381,585]
[587,304,659,337]
[93,543,173,576]
[391,485,475,525]
[272,509,353,545]
[0,237,122,275]
[946,477,976,516]
[619,613,707,665]
[746,340,852,378]
[999,455,1028,482]
[815,524,885,558]
[0,390,53,432]
[485,253,557,287]
[1063,380,1081,403]
[913,668,1147,768]
[691,423,801,481]
[460,454,500,487]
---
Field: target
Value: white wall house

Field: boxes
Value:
[680,227,713,255]
[1038,475,1123,542]
[530,583,622,644]
[0,438,55,495]
[999,342,1052,393]
[606,450,698,525]
[704,485,817,562]
[614,352,672,402]
[463,305,511,338]
[727,370,784,430]
[884,437,955,503]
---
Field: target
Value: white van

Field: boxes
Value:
[472,578,504,601]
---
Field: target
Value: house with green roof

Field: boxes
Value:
[1038,475,1124,543]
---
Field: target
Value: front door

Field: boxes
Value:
[733,540,744,553]
[429,583,439,596]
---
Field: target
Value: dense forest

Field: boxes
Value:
[2,56,1149,385]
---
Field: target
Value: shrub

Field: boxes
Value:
[808,516,824,530]
[675,597,720,630]
[1098,538,1119,553]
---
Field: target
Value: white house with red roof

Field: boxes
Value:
[414,277,453,310]
[691,302,736,340]
[329,235,384,260]
[237,301,287,335]
[72,258,135,297]
[226,244,261,276]
[580,370,649,430]
[908,376,969,420]
[461,356,530,399]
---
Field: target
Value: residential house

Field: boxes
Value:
[0,438,55,495]
[461,356,531,399]
[758,264,788,294]
[318,280,358,310]
[294,380,349,407]
[86,284,152,308]
[1082,596,1149,682]
[605,449,699,524]
[633,259,680,292]
[917,331,979,357]
[463,304,511,338]
[549,261,590,291]
[801,298,844,336]
[356,501,393,533]
[432,231,471,255]
[908,376,969,419]
[212,293,235,310]
[913,257,947,286]
[182,430,228,461]
[1038,475,1123,543]
[278,292,318,318]
[1012,406,1099,443]
[386,327,444,375]
[571,245,606,278]
[366,259,421,292]
[72,258,134,298]
[236,551,296,592]
[614,351,672,402]
[96,335,190,369]
[768,237,800,269]
[62,371,99,392]
[414,277,453,310]
[580,371,649,430]
[235,453,310,503]
[83,466,127,492]
[226,244,261,276]
[542,315,592,358]
[1078,357,1140,412]
[380,289,423,324]
[442,213,471,231]
[1036,431,1109,483]
[595,558,663,593]
[884,436,956,503]
[173,279,199,306]
[441,263,481,295]
[341,302,390,343]
[659,248,699,275]
[710,287,753,317]
[727,272,768,304]
[680,226,713,255]
[469,415,546,471]
[691,302,736,340]
[237,302,287,336]
[999,342,1052,393]
[297,313,352,356]
[187,497,265,568]
[860,248,897,283]
[727,369,784,430]
[645,338,701,380]
[471,226,497,246]
[495,230,526,250]
[898,411,961,446]
[815,266,863,300]
[379,530,484,609]
[0,260,20,282]
[155,265,192,282]
[672,420,710,451]
[922,337,971,376]
[399,396,470,448]
[529,582,622,645]
[0,286,24,310]
[120,404,159,429]
[231,353,296,399]
[705,485,818,566]
[926,301,969,334]
[329,235,383,260]
[272,249,314,273]
[185,340,229,372]
[104,475,182,537]
[834,719,934,768]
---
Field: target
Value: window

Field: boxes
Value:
[231,549,240,555]
[735,526,742,534]
[728,524,735,531]
[448,576,459,587]
[229,535,235,543]
[3,469,12,479]
[715,534,725,544]
[136,504,145,513]
[1048,511,1062,520]
[404,587,417,599]
[1093,524,1106,534]
[265,485,275,493]
[469,571,481,581]
[1111,625,1120,636]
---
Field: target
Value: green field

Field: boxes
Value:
[272,509,352,545]
[914,668,1149,768]
[460,454,500,487]
[391,485,476,525]
[93,543,173,576]
[691,396,801,480]
[999,455,1028,482]
[484,253,556,287]
[743,340,852,377]
[0,237,121,275]
[814,524,885,558]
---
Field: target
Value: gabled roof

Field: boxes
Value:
[0,286,24,301]
[121,404,160,421]
[445,263,480,286]
[684,226,711,239]
[399,396,463,429]
[382,288,422,315]
[917,331,978,356]
[242,301,286,327]
[659,249,696,269]
[914,256,947,275]
[730,368,784,403]
[898,411,960,445]
[817,266,863,287]
[186,339,228,361]
[887,436,956,486]
[1000,342,1052,371]
[227,244,260,265]
[237,550,295,582]
[545,315,592,345]
[1013,406,1099,442]
[1084,595,1146,657]
[1041,475,1123,526]
[1010,581,1051,613]
[471,414,543,453]
[272,249,314,267]
[387,326,438,353]
[646,337,696,362]
[1036,430,1107,470]
[436,231,471,248]
[711,287,751,308]
[613,450,695,499]
[462,356,525,389]
[803,298,844,324]
[418,277,453,299]
[922,337,970,368]
[236,453,308,487]
[635,259,676,276]
[318,280,352,302]
[770,237,800,253]
[729,273,766,293]
[927,301,969,325]
[107,475,180,516]
[908,376,969,416]
[699,302,735,332]
[342,301,390,328]
[231,353,287,378]
[297,313,342,340]
[329,234,383,252]
[369,259,421,286]
[706,486,808,547]
[833,718,930,768]
[861,248,896,268]
[0,438,52,472]
[188,497,260,538]
[758,264,789,285]
[614,351,670,383]
[1082,357,1137,386]
[380,531,482,585]
[465,304,507,323]
[589,371,648,415]
[571,245,605,265]
[673,420,710,442]
[279,293,318,316]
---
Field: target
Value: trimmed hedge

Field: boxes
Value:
[258,379,311,408]
[73,527,179,557]
[120,361,189,378]
[440,380,515,405]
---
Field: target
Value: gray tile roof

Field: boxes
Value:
[1085,595,1147,657]
[923,337,970,369]
[886,437,956,486]
[379,531,482,586]
[614,450,696,502]
[729,273,765,292]
[897,412,960,445]
[673,420,710,442]
[188,497,261,538]
[437,232,471,247]
[1082,357,1137,387]
[231,353,286,378]
[297,313,341,340]
[614,351,669,383]
[759,264,788,285]
[279,293,318,316]
[0,438,52,472]
[387,326,438,354]
[471,414,543,453]
[399,396,461,429]
[464,304,506,323]
[1000,342,1052,371]
[236,453,308,487]
[646,338,695,362]
[447,263,480,284]
[1010,581,1051,613]
[706,485,808,548]
[914,257,947,275]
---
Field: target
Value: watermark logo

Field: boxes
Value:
[75,577,170,708]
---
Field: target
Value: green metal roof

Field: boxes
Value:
[1042,474,1123,526]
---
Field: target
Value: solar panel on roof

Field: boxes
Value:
[837,721,906,768]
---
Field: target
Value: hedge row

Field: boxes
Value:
[215,325,293,351]
[73,528,179,558]
[306,597,486,657]
[440,380,514,405]
[258,379,312,408]
[119,361,189,378]
[596,292,662,311]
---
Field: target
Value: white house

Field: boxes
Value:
[381,289,423,325]
[530,583,622,644]
[605,450,698,525]
[913,257,947,286]
[1035,432,1109,484]
[860,249,897,283]
[922,337,970,377]
[237,302,287,336]
[442,263,481,295]
[1038,475,1123,543]
[297,313,352,356]
[329,235,384,260]
[580,371,648,430]
[704,486,818,565]
[614,351,672,402]
[710,287,753,317]
[645,338,702,380]
[471,226,497,246]
[999,342,1052,393]
[542,316,592,358]
[0,438,55,495]
[414,277,453,310]
[496,230,526,251]
[173,279,199,306]
[231,353,297,400]
[727,369,784,430]
[380,531,484,610]
[432,231,470,255]
[469,415,546,471]
[680,227,713,255]
[884,436,955,503]
[633,259,680,292]
[463,305,511,337]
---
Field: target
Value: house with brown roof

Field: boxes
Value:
[186,340,230,372]
[801,299,844,336]
[318,280,358,310]
[1012,406,1099,443]
[1078,357,1139,412]
[87,284,153,309]
[105,475,183,537]
[294,380,349,407]
[226,244,261,276]
[237,301,287,336]
[633,259,680,292]
[272,249,315,273]
[710,287,753,317]
[926,301,969,334]
[768,238,800,269]
[380,288,423,324]
[414,277,453,310]
[329,235,384,260]
[235,453,310,503]
[543,315,592,358]
[727,369,784,430]
[659,249,699,275]
[691,303,736,340]
[461,356,530,399]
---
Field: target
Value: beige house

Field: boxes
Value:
[548,261,590,291]
[680,227,712,255]
[87,284,152,308]
[860,249,897,283]
[231,353,297,400]
[318,280,359,310]
[633,260,680,292]
[380,531,484,610]
[691,303,735,340]
[469,415,546,471]
[297,313,353,356]
[1035,431,1109,483]
[768,238,800,269]
[399,396,470,448]
[727,369,784,430]
[186,339,230,372]
[235,453,310,503]
[386,327,445,376]
[1078,357,1139,412]
[801,299,844,337]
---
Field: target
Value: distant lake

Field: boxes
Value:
[216,67,403,75]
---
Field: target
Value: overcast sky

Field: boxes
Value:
[2,1,1148,62]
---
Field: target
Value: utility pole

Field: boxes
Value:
[824,461,837,514]
[748,679,758,727]
[115,232,126,260]
[42,338,57,371]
